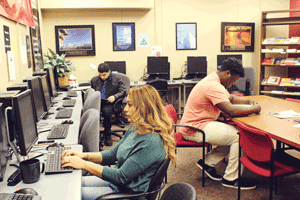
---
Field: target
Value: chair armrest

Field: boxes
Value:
[95,192,145,200]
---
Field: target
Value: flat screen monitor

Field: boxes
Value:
[217,54,243,70]
[147,57,169,75]
[0,103,9,180]
[45,67,58,98]
[27,77,46,122]
[12,90,38,156]
[104,61,126,74]
[38,75,52,111]
[187,56,207,75]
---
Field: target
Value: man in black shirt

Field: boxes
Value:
[90,63,126,146]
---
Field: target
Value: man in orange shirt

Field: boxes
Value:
[180,58,261,190]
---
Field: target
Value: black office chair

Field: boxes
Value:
[160,182,197,200]
[95,157,170,200]
[146,78,168,105]
[229,66,255,96]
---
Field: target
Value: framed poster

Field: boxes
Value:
[176,23,197,50]
[221,22,255,52]
[55,25,95,57]
[29,0,44,71]
[112,23,135,51]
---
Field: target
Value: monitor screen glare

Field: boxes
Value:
[28,77,46,122]
[147,57,169,75]
[187,56,207,74]
[12,90,39,156]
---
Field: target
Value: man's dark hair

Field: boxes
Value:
[220,58,244,78]
[98,63,110,73]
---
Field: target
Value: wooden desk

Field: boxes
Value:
[233,95,300,149]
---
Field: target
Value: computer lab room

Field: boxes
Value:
[1,0,300,200]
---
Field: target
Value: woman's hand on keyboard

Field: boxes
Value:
[61,155,85,169]
[61,149,84,159]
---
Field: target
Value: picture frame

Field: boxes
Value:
[176,23,197,50]
[221,22,255,52]
[55,25,95,57]
[112,23,135,51]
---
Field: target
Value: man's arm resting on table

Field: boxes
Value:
[216,100,261,118]
[229,95,258,105]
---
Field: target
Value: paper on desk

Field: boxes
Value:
[293,124,300,128]
[268,110,300,119]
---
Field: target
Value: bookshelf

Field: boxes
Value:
[260,9,300,98]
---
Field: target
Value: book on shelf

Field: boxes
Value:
[266,76,282,86]
[261,77,268,85]
[261,57,275,65]
[284,58,297,65]
[262,37,286,44]
[280,78,291,86]
[275,58,285,64]
[290,37,300,43]
[295,78,300,86]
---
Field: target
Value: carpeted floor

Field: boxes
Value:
[105,123,300,200]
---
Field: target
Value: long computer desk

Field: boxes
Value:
[0,145,82,200]
[0,90,84,199]
[233,95,300,150]
[37,91,82,145]
[130,80,182,116]
[177,79,200,110]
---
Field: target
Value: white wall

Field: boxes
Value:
[0,0,290,93]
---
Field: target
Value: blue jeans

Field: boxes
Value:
[82,176,115,200]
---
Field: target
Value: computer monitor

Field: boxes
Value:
[217,54,243,70]
[147,57,169,79]
[104,61,126,74]
[38,75,52,111]
[45,67,58,98]
[11,90,38,156]
[187,56,207,77]
[0,103,9,180]
[27,77,47,122]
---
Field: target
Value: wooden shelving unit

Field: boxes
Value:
[260,9,300,98]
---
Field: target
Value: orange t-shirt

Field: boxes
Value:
[180,72,230,136]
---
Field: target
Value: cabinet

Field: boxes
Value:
[260,9,300,98]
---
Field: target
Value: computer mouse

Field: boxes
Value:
[15,188,38,195]
[63,97,71,100]
[56,107,64,111]
[62,120,74,124]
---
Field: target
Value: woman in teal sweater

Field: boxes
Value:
[61,84,176,200]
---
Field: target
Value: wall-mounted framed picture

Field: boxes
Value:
[112,23,135,51]
[176,22,197,50]
[221,22,255,52]
[55,25,95,57]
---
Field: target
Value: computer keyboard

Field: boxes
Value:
[47,124,69,139]
[67,90,78,97]
[0,193,41,200]
[45,146,73,175]
[62,99,76,107]
[55,109,73,119]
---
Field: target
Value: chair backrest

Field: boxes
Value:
[285,98,300,104]
[146,79,168,98]
[235,121,274,163]
[234,66,255,95]
[164,104,177,124]
[79,109,100,152]
[160,182,197,200]
[83,88,95,103]
[115,72,131,104]
[146,157,170,200]
[82,91,101,114]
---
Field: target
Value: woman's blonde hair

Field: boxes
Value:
[128,84,176,165]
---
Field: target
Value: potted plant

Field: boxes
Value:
[43,48,76,86]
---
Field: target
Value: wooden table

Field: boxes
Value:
[233,95,300,149]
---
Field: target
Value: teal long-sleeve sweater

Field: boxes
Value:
[101,125,166,194]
